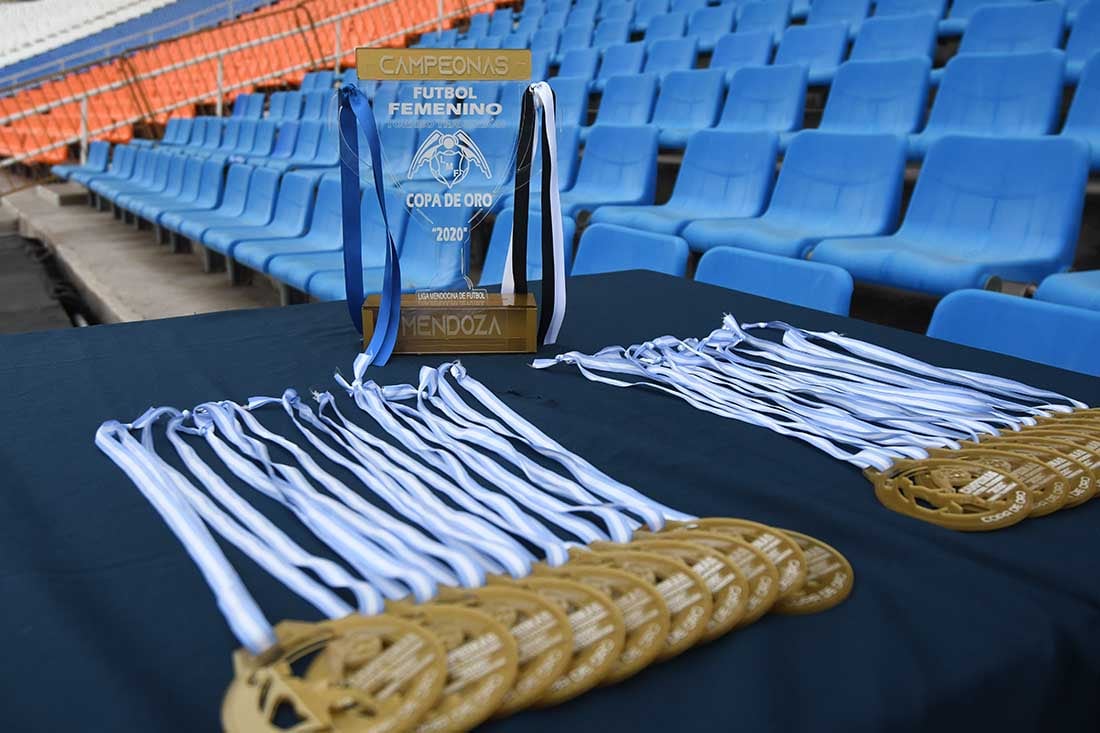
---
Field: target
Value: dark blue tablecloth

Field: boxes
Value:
[2,271,1098,732]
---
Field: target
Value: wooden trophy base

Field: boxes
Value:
[363,291,537,354]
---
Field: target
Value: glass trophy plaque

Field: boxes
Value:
[354,47,538,354]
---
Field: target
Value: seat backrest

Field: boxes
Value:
[737,0,790,40]
[807,0,872,27]
[925,51,1065,137]
[290,120,323,160]
[306,178,343,240]
[175,157,204,201]
[959,2,1065,55]
[298,91,323,121]
[112,146,137,177]
[601,1,634,22]
[927,290,1100,376]
[540,10,568,27]
[378,125,420,177]
[203,118,224,149]
[688,6,737,43]
[548,76,591,127]
[216,164,254,217]
[643,37,697,74]
[171,118,193,146]
[767,131,907,233]
[162,118,181,144]
[468,11,491,36]
[270,171,319,232]
[1065,0,1100,64]
[947,0,1018,21]
[361,189,409,268]
[718,64,807,132]
[194,159,225,208]
[635,0,671,26]
[267,92,287,120]
[531,28,561,54]
[710,31,774,74]
[88,141,110,169]
[160,154,188,196]
[569,3,599,26]
[232,94,256,118]
[593,16,631,46]
[312,122,339,166]
[594,73,659,125]
[572,223,690,276]
[598,42,647,80]
[218,119,242,151]
[1063,52,1100,136]
[646,11,688,41]
[670,129,778,217]
[650,69,727,129]
[241,166,282,224]
[695,246,854,315]
[527,124,583,190]
[398,205,476,289]
[251,120,277,156]
[148,151,173,189]
[478,36,505,48]
[502,30,531,48]
[774,23,849,71]
[573,124,660,201]
[281,92,305,121]
[479,207,578,285]
[234,120,257,154]
[558,47,601,78]
[304,70,335,91]
[820,58,930,134]
[900,135,1088,267]
[489,9,515,35]
[245,94,266,119]
[559,22,593,52]
[850,13,938,61]
[874,0,946,17]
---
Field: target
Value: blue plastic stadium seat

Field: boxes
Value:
[117,153,186,212]
[812,136,1089,295]
[737,1,791,43]
[269,92,304,121]
[1035,271,1100,310]
[585,73,658,135]
[774,23,848,84]
[649,69,727,148]
[467,12,491,38]
[716,65,807,133]
[646,11,688,42]
[478,207,579,286]
[601,2,634,22]
[90,148,151,199]
[938,0,1023,35]
[209,119,242,158]
[307,206,474,301]
[594,42,646,91]
[556,125,660,217]
[807,0,871,33]
[532,28,561,56]
[572,223,690,276]
[908,51,1065,158]
[695,246,855,314]
[260,120,325,171]
[634,0,672,31]
[202,171,320,257]
[300,91,329,121]
[957,3,1065,55]
[558,48,601,79]
[874,0,946,17]
[233,178,344,273]
[850,14,938,61]
[234,93,266,119]
[569,4,599,27]
[171,166,278,243]
[674,0,709,15]
[682,131,907,257]
[1066,1,1100,80]
[159,163,248,237]
[159,118,188,146]
[98,150,170,204]
[499,126,583,210]
[817,59,930,135]
[593,17,632,49]
[75,144,134,187]
[927,290,1100,376]
[140,158,225,225]
[643,38,698,79]
[557,23,594,60]
[540,10,568,28]
[1061,53,1100,167]
[709,32,774,81]
[502,30,531,49]
[489,9,515,36]
[687,6,738,52]
[52,140,110,180]
[247,120,277,158]
[478,37,505,49]
[592,130,778,234]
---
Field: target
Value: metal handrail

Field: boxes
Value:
[0,0,496,169]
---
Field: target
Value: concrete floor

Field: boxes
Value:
[3,184,279,324]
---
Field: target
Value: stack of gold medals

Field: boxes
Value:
[533,314,1097,533]
[95,361,853,732]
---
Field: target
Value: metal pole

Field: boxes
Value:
[334,17,342,72]
[437,0,444,33]
[79,97,89,165]
[215,54,224,117]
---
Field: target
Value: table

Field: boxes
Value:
[2,271,1098,732]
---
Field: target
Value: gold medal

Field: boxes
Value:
[867,458,1031,531]
[570,547,713,661]
[382,602,519,733]
[772,531,853,615]
[492,575,625,707]
[982,431,1100,506]
[434,585,573,717]
[928,447,1067,517]
[657,529,780,627]
[1034,408,1100,426]
[537,562,671,685]
[222,615,448,733]
[666,518,807,600]
[599,539,749,643]
[972,435,1096,509]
